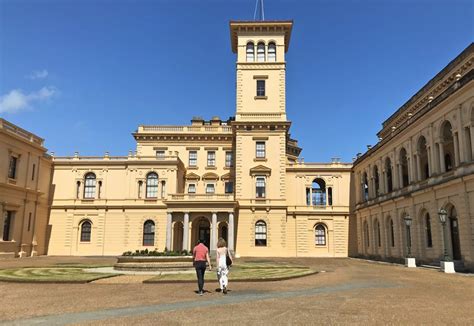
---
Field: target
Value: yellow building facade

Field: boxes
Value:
[44,21,351,257]
[351,44,474,270]
[0,119,52,257]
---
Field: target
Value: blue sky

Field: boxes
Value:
[1,0,473,162]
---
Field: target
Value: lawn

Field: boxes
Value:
[145,262,316,283]
[0,267,116,283]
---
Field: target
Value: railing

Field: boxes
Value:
[0,118,44,146]
[170,194,234,201]
[138,125,232,133]
[53,155,180,161]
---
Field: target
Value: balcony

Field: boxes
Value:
[137,125,232,133]
[169,194,234,201]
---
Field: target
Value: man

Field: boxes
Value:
[192,239,212,296]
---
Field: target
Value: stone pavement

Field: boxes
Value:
[0,257,473,325]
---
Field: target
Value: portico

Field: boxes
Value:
[166,211,235,254]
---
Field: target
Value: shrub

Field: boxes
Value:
[121,249,190,256]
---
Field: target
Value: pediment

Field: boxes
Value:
[185,172,200,180]
[221,172,232,180]
[249,165,272,176]
[202,172,219,180]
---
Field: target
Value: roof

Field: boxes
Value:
[229,20,293,53]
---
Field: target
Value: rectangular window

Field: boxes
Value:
[225,181,234,194]
[225,151,233,167]
[32,164,36,181]
[3,211,13,241]
[207,151,216,167]
[206,184,215,194]
[8,156,17,179]
[256,142,266,158]
[256,176,266,198]
[156,150,165,159]
[188,184,196,194]
[189,151,197,167]
[256,80,265,96]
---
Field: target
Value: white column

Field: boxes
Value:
[183,212,189,251]
[211,212,217,252]
[228,212,234,253]
[439,143,446,173]
[166,212,172,250]
[0,204,4,239]
[470,127,474,160]
[398,164,403,188]
[454,133,460,167]
[427,146,432,176]
[415,153,421,181]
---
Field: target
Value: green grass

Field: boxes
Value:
[145,263,316,283]
[0,268,116,283]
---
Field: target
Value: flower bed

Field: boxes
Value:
[115,249,193,271]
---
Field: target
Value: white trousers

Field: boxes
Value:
[217,266,229,289]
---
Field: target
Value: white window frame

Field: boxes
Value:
[189,151,197,167]
[256,176,266,198]
[206,183,215,194]
[207,151,216,167]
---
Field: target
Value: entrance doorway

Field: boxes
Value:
[450,217,461,260]
[219,223,228,243]
[173,221,183,252]
[193,217,210,248]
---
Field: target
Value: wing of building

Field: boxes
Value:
[351,43,474,270]
[0,119,53,257]
[43,20,352,257]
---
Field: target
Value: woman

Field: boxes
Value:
[216,237,233,294]
[193,239,212,296]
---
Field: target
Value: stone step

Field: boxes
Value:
[0,252,16,259]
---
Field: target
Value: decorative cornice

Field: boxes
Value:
[250,164,272,176]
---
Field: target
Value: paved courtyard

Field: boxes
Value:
[0,257,473,325]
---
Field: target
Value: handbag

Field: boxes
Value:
[226,251,232,267]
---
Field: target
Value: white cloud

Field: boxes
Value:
[0,86,58,114]
[27,69,49,80]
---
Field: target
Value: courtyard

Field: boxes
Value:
[0,257,473,325]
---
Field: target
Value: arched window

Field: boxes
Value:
[373,165,380,196]
[255,220,267,246]
[246,42,255,62]
[425,213,432,248]
[146,172,158,198]
[444,153,452,172]
[417,136,429,180]
[362,172,369,201]
[80,220,91,242]
[83,173,96,199]
[400,148,409,187]
[315,224,326,246]
[441,121,455,172]
[466,108,474,161]
[268,42,276,62]
[385,157,393,192]
[257,42,265,62]
[311,178,326,206]
[143,220,155,246]
[375,219,381,247]
[389,218,395,247]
